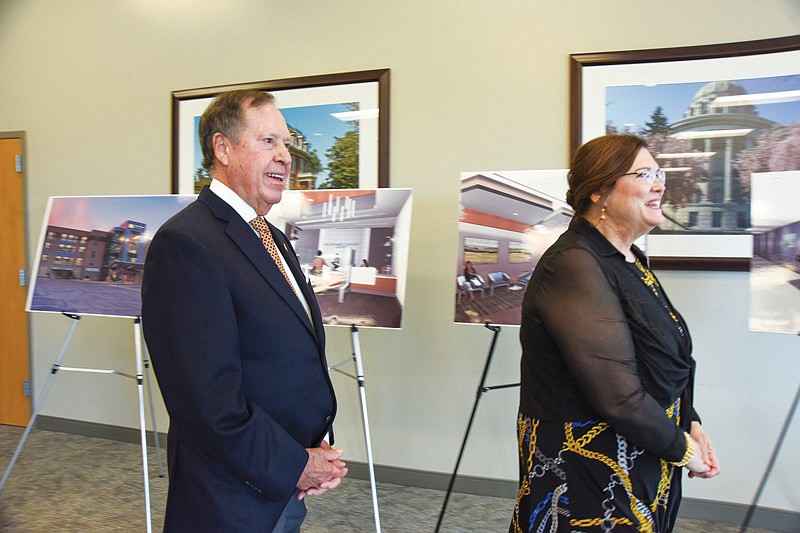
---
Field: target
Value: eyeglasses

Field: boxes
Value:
[621,168,666,185]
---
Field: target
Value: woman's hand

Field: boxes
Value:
[688,421,720,479]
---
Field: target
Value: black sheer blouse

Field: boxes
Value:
[519,218,697,463]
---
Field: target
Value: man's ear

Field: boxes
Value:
[212,132,229,166]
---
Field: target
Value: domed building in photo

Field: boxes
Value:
[664,80,775,231]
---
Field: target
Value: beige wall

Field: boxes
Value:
[1,0,798,512]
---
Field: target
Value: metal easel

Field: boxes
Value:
[435,322,518,532]
[328,324,382,533]
[0,313,164,533]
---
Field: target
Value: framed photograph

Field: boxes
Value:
[172,69,390,194]
[570,36,800,270]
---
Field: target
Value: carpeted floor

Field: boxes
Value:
[0,426,782,532]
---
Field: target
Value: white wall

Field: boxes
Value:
[1,0,798,512]
[658,270,799,510]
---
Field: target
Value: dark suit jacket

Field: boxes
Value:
[141,187,337,532]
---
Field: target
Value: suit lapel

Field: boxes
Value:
[199,189,318,340]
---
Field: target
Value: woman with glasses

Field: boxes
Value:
[510,134,719,533]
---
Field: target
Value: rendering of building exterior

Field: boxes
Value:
[37,220,148,283]
[288,126,319,190]
[663,80,775,231]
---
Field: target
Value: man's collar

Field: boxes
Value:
[209,179,258,223]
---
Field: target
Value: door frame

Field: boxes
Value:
[1,130,33,424]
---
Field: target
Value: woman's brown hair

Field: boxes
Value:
[566,134,648,219]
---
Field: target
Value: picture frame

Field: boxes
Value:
[508,241,532,264]
[172,69,390,195]
[463,236,499,265]
[569,36,800,270]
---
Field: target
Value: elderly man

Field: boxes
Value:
[142,90,346,532]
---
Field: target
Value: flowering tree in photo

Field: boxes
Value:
[734,123,800,199]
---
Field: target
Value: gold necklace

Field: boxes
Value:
[633,259,684,336]
[633,258,660,296]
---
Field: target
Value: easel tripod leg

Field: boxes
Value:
[434,323,502,533]
[0,314,81,493]
[139,326,165,478]
[350,325,382,533]
[134,319,153,533]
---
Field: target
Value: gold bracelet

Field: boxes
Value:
[670,432,696,467]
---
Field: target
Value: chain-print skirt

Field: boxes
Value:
[509,412,682,533]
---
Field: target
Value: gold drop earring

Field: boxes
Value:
[599,206,606,221]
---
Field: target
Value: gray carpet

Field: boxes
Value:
[0,426,780,532]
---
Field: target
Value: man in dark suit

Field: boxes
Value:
[142,90,346,532]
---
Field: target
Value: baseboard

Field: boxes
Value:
[678,498,800,533]
[36,415,167,448]
[35,416,800,532]
[346,463,800,532]
[346,460,517,498]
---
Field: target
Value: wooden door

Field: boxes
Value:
[0,136,31,426]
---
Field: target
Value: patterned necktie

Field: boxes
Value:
[250,217,308,320]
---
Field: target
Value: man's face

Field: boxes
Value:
[219,102,292,215]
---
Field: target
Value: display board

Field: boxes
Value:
[27,189,413,329]
[454,170,571,326]
[749,170,800,334]
[26,195,196,318]
[267,188,413,329]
